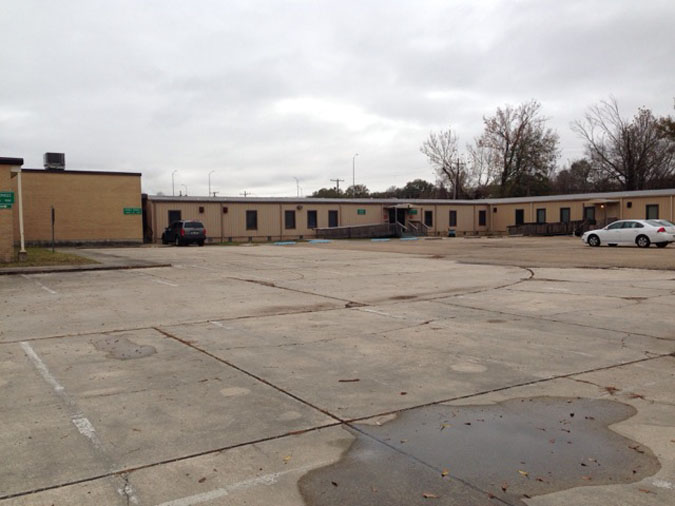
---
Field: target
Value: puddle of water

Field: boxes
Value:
[299,397,660,506]
[92,335,156,360]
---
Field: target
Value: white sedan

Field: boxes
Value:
[582,219,675,248]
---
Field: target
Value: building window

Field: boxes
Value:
[307,210,317,229]
[646,204,659,219]
[478,210,486,226]
[449,210,457,227]
[246,210,257,230]
[515,209,524,225]
[328,210,339,227]
[536,208,546,224]
[198,206,204,214]
[284,210,296,229]
[424,210,433,227]
[560,207,570,223]
[583,206,595,221]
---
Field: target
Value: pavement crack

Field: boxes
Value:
[152,326,344,423]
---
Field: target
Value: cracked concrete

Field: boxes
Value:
[1,239,673,505]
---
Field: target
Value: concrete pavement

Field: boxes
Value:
[1,241,673,505]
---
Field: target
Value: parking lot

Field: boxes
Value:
[1,237,674,505]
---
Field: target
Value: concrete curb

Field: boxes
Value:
[0,263,172,276]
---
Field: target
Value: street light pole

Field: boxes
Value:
[352,153,359,188]
[208,170,215,197]
[172,170,178,196]
[293,177,300,197]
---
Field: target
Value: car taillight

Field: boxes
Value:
[180,229,185,236]
[203,229,207,236]
[657,227,666,233]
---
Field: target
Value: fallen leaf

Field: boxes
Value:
[581,476,592,481]
[331,481,338,487]
[422,492,440,499]
[536,477,545,482]
[638,488,654,494]
[487,492,495,499]
[628,393,645,399]
[501,483,509,492]
[338,378,360,383]
[400,391,408,395]
[198,477,206,483]
[523,494,532,498]
[283,455,292,463]
[400,439,407,444]
[604,386,620,395]
[440,424,451,430]
[518,470,529,478]
[629,444,645,454]
[441,469,449,477]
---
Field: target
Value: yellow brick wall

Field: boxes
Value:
[11,170,142,244]
[0,164,16,262]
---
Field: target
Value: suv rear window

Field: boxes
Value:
[184,222,204,228]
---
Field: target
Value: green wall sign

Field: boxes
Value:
[123,207,142,215]
[0,203,12,209]
[0,191,14,204]
[357,209,366,215]
[408,209,418,215]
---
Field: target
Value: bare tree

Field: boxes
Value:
[572,97,675,190]
[466,138,496,188]
[478,100,559,197]
[420,126,465,199]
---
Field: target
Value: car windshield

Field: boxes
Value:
[646,220,665,227]
[184,222,204,228]
[656,220,675,227]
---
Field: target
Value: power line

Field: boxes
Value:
[330,178,344,194]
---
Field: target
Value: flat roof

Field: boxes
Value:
[147,188,675,206]
[22,168,142,177]
[0,157,24,166]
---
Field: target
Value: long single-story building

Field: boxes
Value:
[144,189,675,243]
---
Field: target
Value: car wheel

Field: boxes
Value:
[656,242,668,248]
[198,240,205,247]
[161,235,168,245]
[636,235,650,248]
[588,234,600,247]
[175,236,181,247]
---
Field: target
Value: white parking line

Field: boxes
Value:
[21,274,57,294]
[152,278,179,287]
[19,341,139,504]
[357,308,406,319]
[154,462,328,506]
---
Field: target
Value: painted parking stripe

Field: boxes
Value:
[19,341,139,504]
[21,274,57,294]
[154,462,328,506]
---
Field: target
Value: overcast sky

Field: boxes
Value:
[1,0,673,197]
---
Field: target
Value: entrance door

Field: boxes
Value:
[168,210,181,225]
[328,210,339,227]
[396,208,406,224]
[515,209,524,225]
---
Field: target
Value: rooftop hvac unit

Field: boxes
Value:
[44,152,65,170]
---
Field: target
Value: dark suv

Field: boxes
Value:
[161,220,206,246]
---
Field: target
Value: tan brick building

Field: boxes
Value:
[10,167,143,247]
[0,158,22,262]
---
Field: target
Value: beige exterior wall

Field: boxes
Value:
[0,163,16,262]
[150,201,388,242]
[147,190,675,242]
[11,170,142,244]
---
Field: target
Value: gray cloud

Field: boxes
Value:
[1,0,673,196]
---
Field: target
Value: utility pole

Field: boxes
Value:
[293,177,300,197]
[208,170,215,197]
[240,191,250,197]
[454,157,462,200]
[352,153,359,188]
[330,178,344,195]
[172,170,178,196]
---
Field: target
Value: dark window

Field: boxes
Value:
[449,210,457,227]
[222,206,228,214]
[536,208,546,224]
[328,210,339,227]
[198,206,204,214]
[424,210,433,227]
[307,210,317,229]
[606,221,624,230]
[583,206,595,221]
[646,204,659,219]
[284,210,296,229]
[560,207,570,223]
[184,221,204,228]
[515,209,524,225]
[168,210,182,225]
[246,210,257,230]
[478,210,486,226]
